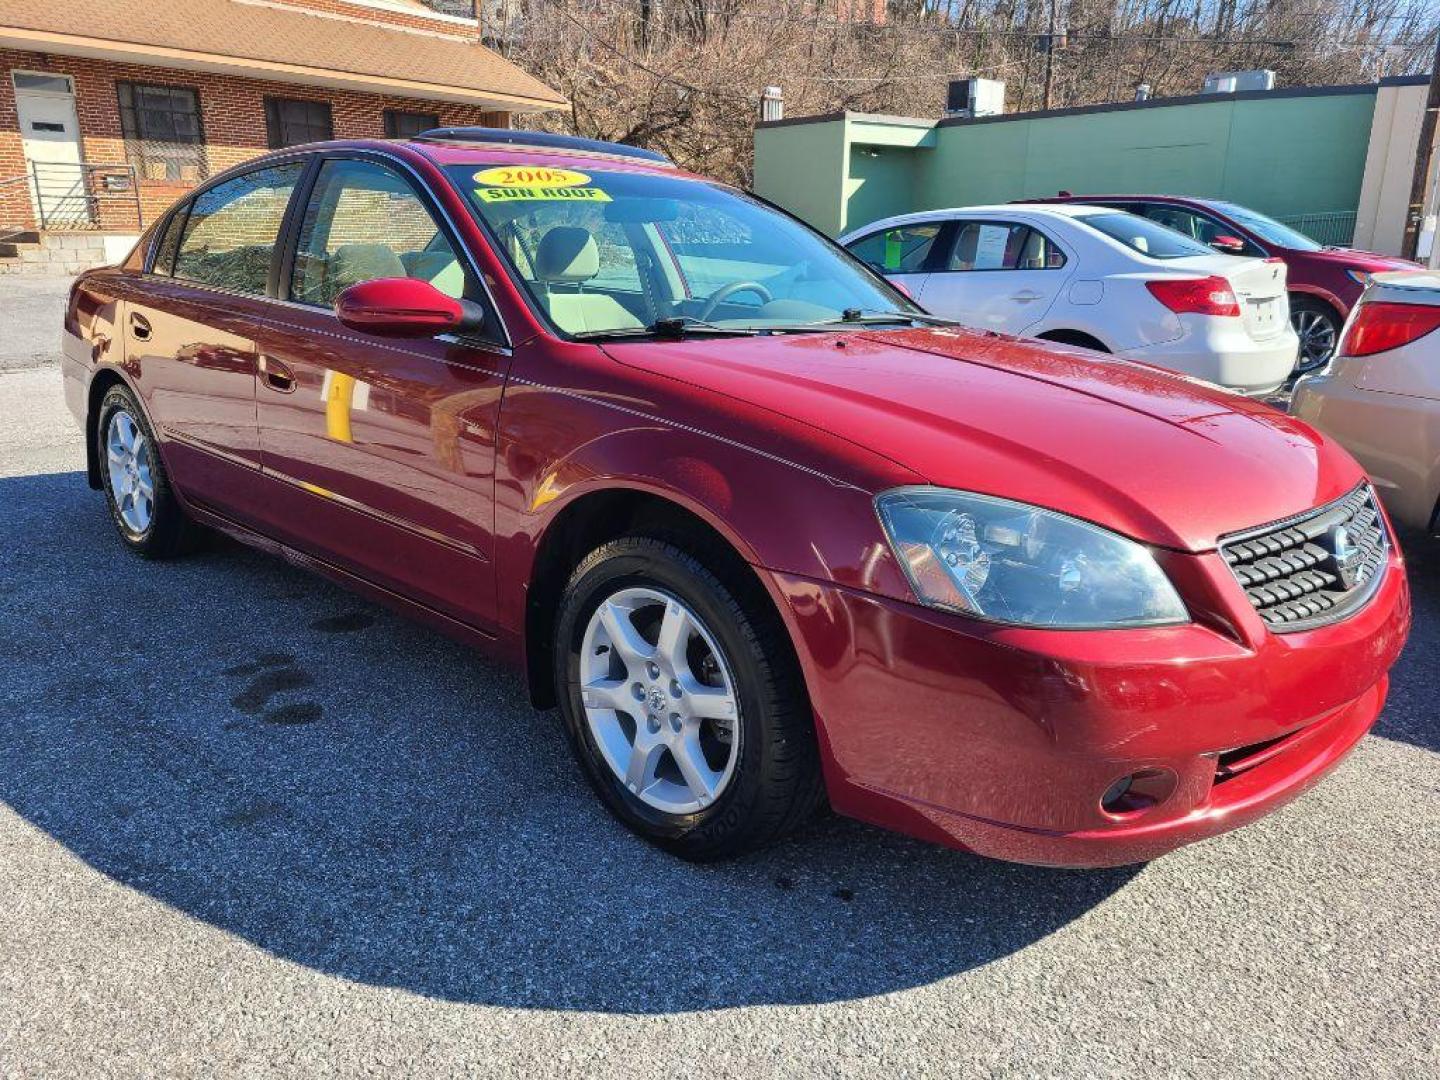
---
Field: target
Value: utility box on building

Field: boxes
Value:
[1203,70,1277,94]
[945,78,1005,118]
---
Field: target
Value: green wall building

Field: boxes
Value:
[753,77,1429,244]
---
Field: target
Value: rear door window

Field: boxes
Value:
[173,163,303,293]
[945,221,1036,271]
[150,207,188,276]
[1080,212,1214,259]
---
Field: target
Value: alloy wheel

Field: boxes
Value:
[578,586,741,815]
[1293,308,1338,371]
[105,409,155,535]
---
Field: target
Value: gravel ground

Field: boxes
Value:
[0,348,1437,1077]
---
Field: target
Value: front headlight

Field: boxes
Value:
[1344,269,1373,286]
[874,488,1189,629]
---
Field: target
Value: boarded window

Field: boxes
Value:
[265,98,334,149]
[384,109,440,139]
[116,82,207,183]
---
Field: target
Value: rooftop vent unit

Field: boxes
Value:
[1202,70,1276,94]
[760,86,784,123]
[945,78,1005,119]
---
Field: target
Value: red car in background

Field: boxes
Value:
[61,130,1409,867]
[1019,193,1421,370]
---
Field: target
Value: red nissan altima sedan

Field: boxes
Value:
[61,130,1410,866]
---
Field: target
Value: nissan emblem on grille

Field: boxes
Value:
[1219,484,1389,632]
[1327,524,1363,589]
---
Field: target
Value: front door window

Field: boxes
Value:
[290,158,471,308]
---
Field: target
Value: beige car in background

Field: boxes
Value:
[1292,270,1440,533]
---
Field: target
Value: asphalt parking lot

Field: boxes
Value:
[1,280,1437,1077]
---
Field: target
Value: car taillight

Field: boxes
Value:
[1145,276,1241,317]
[1339,301,1440,357]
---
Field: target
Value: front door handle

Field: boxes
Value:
[129,313,152,341]
[258,355,296,393]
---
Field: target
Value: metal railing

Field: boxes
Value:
[23,161,144,234]
[1278,210,1357,247]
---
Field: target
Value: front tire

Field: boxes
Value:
[553,536,822,860]
[1291,296,1341,373]
[96,384,198,559]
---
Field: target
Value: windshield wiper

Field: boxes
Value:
[650,316,763,338]
[794,308,958,330]
[570,316,763,342]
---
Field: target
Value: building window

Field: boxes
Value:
[116,81,207,183]
[264,97,334,149]
[384,109,440,140]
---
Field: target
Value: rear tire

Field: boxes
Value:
[1291,296,1341,372]
[96,384,200,559]
[553,535,823,860]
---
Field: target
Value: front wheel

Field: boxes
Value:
[553,536,822,860]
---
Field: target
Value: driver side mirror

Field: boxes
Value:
[1209,235,1246,255]
[334,278,486,339]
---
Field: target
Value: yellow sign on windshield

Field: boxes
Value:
[474,166,591,188]
[473,186,611,204]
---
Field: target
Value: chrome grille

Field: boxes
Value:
[1220,484,1389,632]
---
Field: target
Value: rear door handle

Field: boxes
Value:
[1010,290,1044,303]
[258,355,296,393]
[129,312,152,341]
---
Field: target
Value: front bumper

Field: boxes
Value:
[770,543,1410,867]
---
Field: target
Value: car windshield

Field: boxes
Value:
[1079,212,1215,259]
[446,164,918,338]
[1206,201,1323,251]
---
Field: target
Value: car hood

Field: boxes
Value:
[1306,246,1421,272]
[604,327,1365,552]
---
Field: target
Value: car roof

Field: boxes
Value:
[401,129,691,179]
[849,203,1122,234]
[1017,193,1222,209]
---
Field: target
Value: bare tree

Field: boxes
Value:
[492,0,1439,185]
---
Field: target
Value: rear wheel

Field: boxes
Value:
[1291,296,1341,372]
[96,384,199,558]
[553,535,822,860]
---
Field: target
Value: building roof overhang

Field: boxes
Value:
[0,0,566,112]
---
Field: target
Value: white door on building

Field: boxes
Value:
[12,71,90,227]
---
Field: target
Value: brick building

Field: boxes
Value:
[0,0,565,271]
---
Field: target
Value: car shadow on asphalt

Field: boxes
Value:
[10,470,1434,1011]
[1,471,1145,1011]
[1376,530,1440,754]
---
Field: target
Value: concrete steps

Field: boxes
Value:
[0,232,137,276]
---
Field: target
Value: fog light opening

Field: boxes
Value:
[1100,768,1176,820]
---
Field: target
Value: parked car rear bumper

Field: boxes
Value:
[769,543,1409,867]
[1292,367,1440,532]
[1121,321,1298,395]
